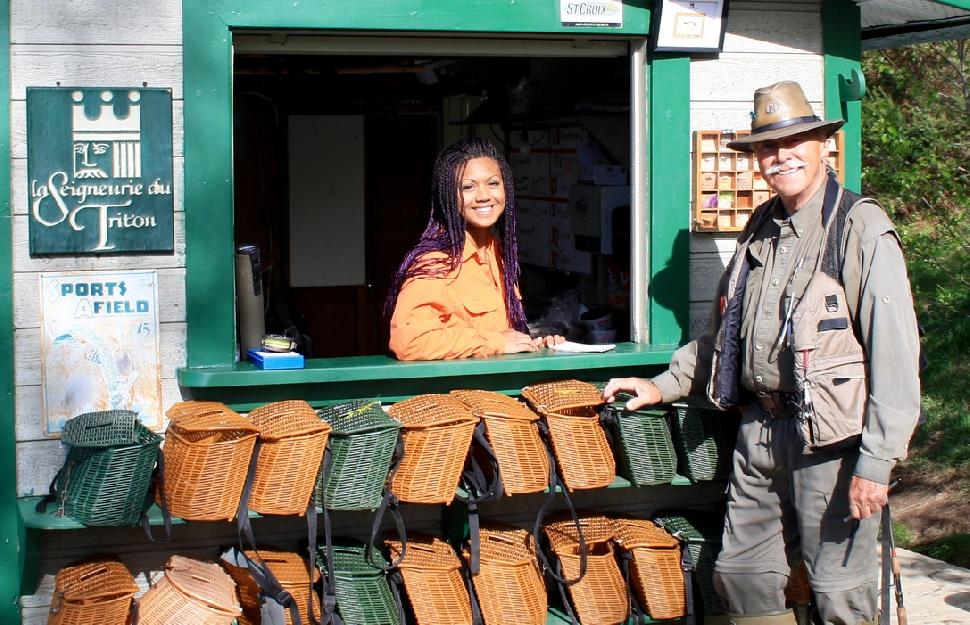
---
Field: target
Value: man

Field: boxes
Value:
[604,81,921,625]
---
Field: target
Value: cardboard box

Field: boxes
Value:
[568,184,630,255]
[736,171,753,190]
[701,172,717,191]
[578,164,628,186]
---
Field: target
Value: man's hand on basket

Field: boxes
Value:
[602,377,662,411]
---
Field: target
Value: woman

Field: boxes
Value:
[386,137,561,360]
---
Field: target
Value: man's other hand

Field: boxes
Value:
[602,377,662,411]
[848,476,889,520]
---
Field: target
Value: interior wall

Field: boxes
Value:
[686,0,825,338]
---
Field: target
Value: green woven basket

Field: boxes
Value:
[56,416,162,526]
[319,540,401,625]
[654,513,727,617]
[314,400,401,510]
[62,410,141,447]
[603,400,678,487]
[669,405,737,482]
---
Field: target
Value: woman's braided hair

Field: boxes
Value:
[384,137,528,332]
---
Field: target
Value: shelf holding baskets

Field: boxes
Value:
[315,399,401,511]
[386,534,472,625]
[137,555,242,625]
[387,394,478,504]
[161,401,261,521]
[464,524,546,625]
[247,400,331,516]
[48,557,138,625]
[544,512,628,625]
[318,539,402,625]
[612,517,688,621]
[451,390,550,495]
[48,410,161,526]
[522,380,615,490]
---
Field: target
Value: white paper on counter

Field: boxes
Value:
[548,341,616,353]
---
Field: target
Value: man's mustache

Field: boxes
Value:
[765,158,808,175]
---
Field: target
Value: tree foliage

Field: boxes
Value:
[862,40,970,468]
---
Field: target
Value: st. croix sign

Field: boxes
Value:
[26,87,175,255]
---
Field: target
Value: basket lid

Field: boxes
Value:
[522,380,604,414]
[544,512,616,553]
[55,559,138,604]
[612,517,680,550]
[247,400,331,440]
[163,555,242,615]
[319,540,389,576]
[466,525,538,565]
[62,411,141,448]
[451,390,539,422]
[387,395,477,429]
[386,535,460,571]
[653,514,723,544]
[317,400,401,435]
[167,402,260,436]
[243,549,321,584]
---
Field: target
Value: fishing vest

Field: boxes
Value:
[707,173,876,449]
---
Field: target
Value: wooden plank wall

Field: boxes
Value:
[687,0,824,338]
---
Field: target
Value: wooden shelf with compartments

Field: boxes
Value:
[692,129,844,232]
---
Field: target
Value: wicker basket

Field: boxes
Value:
[451,390,550,495]
[387,395,478,504]
[464,525,546,625]
[319,540,401,625]
[654,513,727,617]
[48,558,138,625]
[669,404,737,482]
[219,556,261,625]
[54,412,161,526]
[786,560,812,605]
[602,401,678,487]
[521,380,615,490]
[247,550,321,625]
[161,402,260,521]
[247,400,331,515]
[544,513,628,625]
[386,534,471,625]
[137,555,242,625]
[612,517,687,621]
[314,400,401,510]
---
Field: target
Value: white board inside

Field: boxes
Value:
[287,115,365,287]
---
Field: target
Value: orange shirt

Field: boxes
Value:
[389,236,514,360]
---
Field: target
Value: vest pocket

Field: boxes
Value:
[798,356,867,448]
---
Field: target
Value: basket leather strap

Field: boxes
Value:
[532,420,588,586]
[367,438,408,571]
[141,448,172,544]
[235,441,304,625]
[461,559,485,625]
[554,559,581,625]
[598,404,619,450]
[36,462,69,515]
[459,421,505,575]
[318,448,344,625]
[386,569,408,625]
[619,549,646,624]
[678,536,696,625]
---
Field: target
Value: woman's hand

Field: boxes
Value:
[602,377,662,410]
[500,329,539,354]
[532,334,566,349]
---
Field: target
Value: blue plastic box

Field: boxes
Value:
[247,348,305,370]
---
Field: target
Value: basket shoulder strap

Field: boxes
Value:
[460,421,505,575]
[142,448,172,544]
[368,437,408,571]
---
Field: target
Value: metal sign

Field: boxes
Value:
[26,87,175,255]
[560,0,623,27]
[39,270,163,435]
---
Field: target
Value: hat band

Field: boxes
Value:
[752,114,821,134]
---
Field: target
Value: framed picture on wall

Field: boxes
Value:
[651,0,730,53]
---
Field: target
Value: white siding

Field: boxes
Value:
[687,1,825,338]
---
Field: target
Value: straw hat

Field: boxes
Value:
[727,81,844,152]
